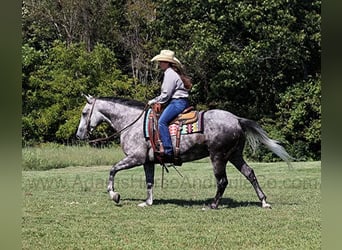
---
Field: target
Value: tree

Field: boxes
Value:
[22,0,116,51]
[22,41,134,144]
[152,0,320,119]
[275,78,321,160]
[22,0,321,160]
[119,0,158,84]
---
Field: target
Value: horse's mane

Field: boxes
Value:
[98,96,146,110]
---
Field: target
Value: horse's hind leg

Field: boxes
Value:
[210,154,229,209]
[229,153,271,208]
[138,162,155,207]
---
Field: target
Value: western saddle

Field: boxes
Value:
[148,104,199,166]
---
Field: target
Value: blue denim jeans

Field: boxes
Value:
[159,98,189,155]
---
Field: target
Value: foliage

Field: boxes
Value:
[152,0,321,118]
[22,0,117,51]
[22,41,147,144]
[22,0,321,160]
[276,78,321,160]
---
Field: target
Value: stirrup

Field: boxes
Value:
[174,157,182,166]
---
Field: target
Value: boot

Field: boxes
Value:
[163,153,174,163]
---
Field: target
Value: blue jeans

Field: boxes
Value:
[159,98,189,155]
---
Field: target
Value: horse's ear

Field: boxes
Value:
[82,93,93,104]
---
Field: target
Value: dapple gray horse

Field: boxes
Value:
[76,95,292,209]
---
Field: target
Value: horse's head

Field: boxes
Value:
[76,94,102,140]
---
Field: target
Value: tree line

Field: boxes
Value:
[22,0,321,161]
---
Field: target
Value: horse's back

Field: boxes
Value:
[200,109,244,148]
[203,109,241,130]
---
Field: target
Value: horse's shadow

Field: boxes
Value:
[153,198,261,208]
[121,197,261,209]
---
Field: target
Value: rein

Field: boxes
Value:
[88,101,149,144]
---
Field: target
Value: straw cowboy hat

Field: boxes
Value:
[151,49,181,65]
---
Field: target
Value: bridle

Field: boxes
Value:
[85,98,97,134]
[85,98,149,144]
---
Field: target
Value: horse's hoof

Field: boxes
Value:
[262,203,272,209]
[109,191,120,203]
[113,192,120,203]
[261,199,272,209]
[138,202,150,207]
[210,203,218,209]
[201,204,218,210]
[201,206,211,211]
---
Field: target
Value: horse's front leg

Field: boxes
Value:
[107,156,143,203]
[138,162,155,207]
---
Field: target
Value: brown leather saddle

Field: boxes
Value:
[171,106,198,125]
[147,104,200,166]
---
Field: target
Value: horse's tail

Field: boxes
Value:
[238,118,293,167]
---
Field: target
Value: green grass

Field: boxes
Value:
[22,144,125,170]
[22,159,321,249]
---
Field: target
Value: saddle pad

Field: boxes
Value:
[143,109,205,139]
[168,121,203,136]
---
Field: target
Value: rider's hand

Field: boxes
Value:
[148,100,155,106]
[152,103,162,113]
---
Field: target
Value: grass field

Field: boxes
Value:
[22,144,125,171]
[22,153,321,249]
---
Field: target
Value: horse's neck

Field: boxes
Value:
[100,101,142,131]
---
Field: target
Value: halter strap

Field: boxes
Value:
[85,98,96,132]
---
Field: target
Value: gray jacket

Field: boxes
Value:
[149,67,189,104]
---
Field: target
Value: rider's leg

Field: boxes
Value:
[158,99,189,156]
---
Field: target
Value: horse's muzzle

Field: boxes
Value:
[76,132,88,140]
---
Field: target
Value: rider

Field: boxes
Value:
[148,49,192,162]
